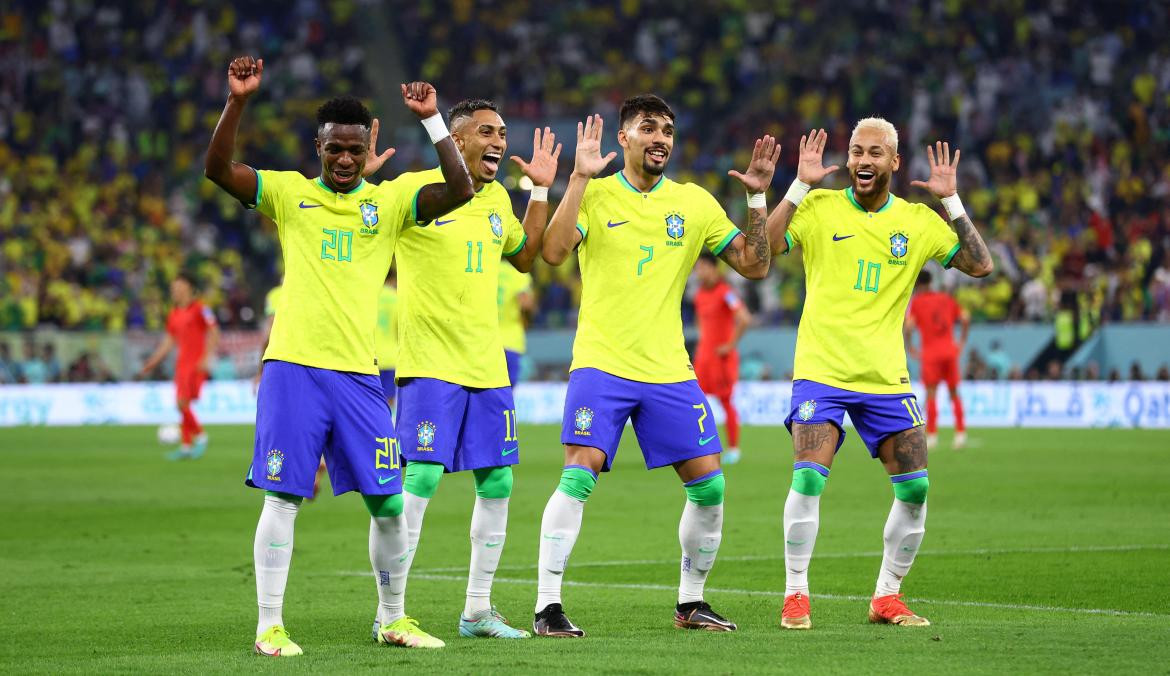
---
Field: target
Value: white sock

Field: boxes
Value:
[254,494,299,635]
[678,500,723,604]
[464,496,508,617]
[370,514,409,626]
[396,491,430,613]
[874,498,927,597]
[783,488,821,596]
[535,490,584,613]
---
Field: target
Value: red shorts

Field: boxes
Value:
[175,368,207,401]
[920,352,960,388]
[694,351,739,398]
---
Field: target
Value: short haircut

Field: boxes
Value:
[850,117,898,153]
[316,96,372,130]
[448,98,498,126]
[916,270,933,287]
[174,271,198,290]
[619,94,675,129]
[697,251,719,265]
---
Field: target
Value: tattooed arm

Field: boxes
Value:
[911,141,993,278]
[721,134,782,280]
[947,213,994,278]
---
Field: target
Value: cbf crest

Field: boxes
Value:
[665,212,685,240]
[265,449,285,481]
[488,211,504,238]
[416,421,436,451]
[573,407,594,436]
[797,400,817,422]
[359,202,379,227]
[889,232,909,259]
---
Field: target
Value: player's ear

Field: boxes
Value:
[892,153,901,171]
[314,136,322,158]
[617,128,628,150]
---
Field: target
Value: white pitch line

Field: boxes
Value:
[337,571,1167,619]
[409,543,1170,574]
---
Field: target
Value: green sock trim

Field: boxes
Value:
[362,492,404,518]
[264,490,303,504]
[791,468,828,497]
[403,461,444,499]
[683,473,725,506]
[892,476,930,504]
[473,466,513,499]
[556,467,597,501]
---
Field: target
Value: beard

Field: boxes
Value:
[642,158,666,176]
[853,169,891,195]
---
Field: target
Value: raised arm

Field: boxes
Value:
[205,57,264,204]
[402,82,476,222]
[766,129,839,256]
[507,127,562,272]
[543,114,615,266]
[721,135,781,279]
[910,142,993,278]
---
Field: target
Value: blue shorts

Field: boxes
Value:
[396,378,519,472]
[247,361,402,498]
[379,369,397,401]
[784,379,924,457]
[505,350,522,386]
[560,367,722,472]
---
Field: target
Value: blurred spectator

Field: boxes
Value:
[210,349,237,381]
[18,342,48,384]
[985,340,1012,380]
[65,352,115,384]
[1156,364,1170,381]
[42,344,62,383]
[1129,361,1146,381]
[0,343,17,383]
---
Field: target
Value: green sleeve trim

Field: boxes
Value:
[942,242,961,268]
[504,233,528,258]
[575,223,587,241]
[248,168,263,209]
[411,186,425,224]
[783,231,794,255]
[711,229,740,256]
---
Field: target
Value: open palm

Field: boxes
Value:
[728,135,781,193]
[796,128,839,185]
[361,118,397,177]
[911,141,960,198]
[573,114,616,178]
[511,127,562,187]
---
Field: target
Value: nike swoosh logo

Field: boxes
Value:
[542,534,564,541]
[698,547,718,553]
[299,201,323,209]
[501,447,518,456]
[269,541,290,548]
[378,474,399,485]
[485,542,502,548]
[832,234,854,241]
[786,540,807,546]
[699,435,717,446]
[607,220,628,228]
[435,219,455,226]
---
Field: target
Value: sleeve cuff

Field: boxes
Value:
[782,232,795,255]
[245,168,262,209]
[575,223,587,241]
[504,233,528,258]
[711,229,740,255]
[942,242,961,268]
[411,187,424,224]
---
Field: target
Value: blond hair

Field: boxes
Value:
[850,117,899,153]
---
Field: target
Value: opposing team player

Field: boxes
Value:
[906,270,969,448]
[766,123,992,629]
[692,252,753,464]
[205,56,474,655]
[138,272,219,460]
[365,99,560,639]
[536,97,778,636]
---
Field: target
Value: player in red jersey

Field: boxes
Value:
[905,270,968,449]
[692,251,753,464]
[139,272,219,459]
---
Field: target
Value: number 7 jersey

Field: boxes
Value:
[572,172,741,383]
[786,188,960,394]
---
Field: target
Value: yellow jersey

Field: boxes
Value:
[263,285,282,317]
[786,188,960,393]
[497,264,532,354]
[572,171,740,383]
[253,171,415,374]
[375,284,398,370]
[393,168,527,388]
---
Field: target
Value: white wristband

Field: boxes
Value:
[941,193,966,220]
[784,179,811,206]
[530,186,549,202]
[420,114,449,144]
[746,192,766,209]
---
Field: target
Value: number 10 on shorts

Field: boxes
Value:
[375,436,400,470]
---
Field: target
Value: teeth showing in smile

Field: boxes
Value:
[648,149,666,159]
[857,170,875,180]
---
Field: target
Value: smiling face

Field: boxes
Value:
[847,126,900,200]
[315,123,370,192]
[453,108,507,186]
[619,113,674,176]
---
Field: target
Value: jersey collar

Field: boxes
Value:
[846,187,893,213]
[315,176,367,194]
[617,170,665,194]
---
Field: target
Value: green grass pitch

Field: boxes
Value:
[2,424,1168,673]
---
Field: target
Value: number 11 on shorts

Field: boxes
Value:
[901,398,926,427]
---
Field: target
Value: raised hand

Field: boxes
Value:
[796,128,838,185]
[227,56,263,99]
[728,135,781,194]
[510,127,562,187]
[400,82,439,119]
[362,118,397,177]
[910,141,960,198]
[572,114,617,178]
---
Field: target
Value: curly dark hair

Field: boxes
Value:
[448,98,498,125]
[316,96,372,129]
[619,94,675,128]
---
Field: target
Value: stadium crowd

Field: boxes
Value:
[3,1,1169,344]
